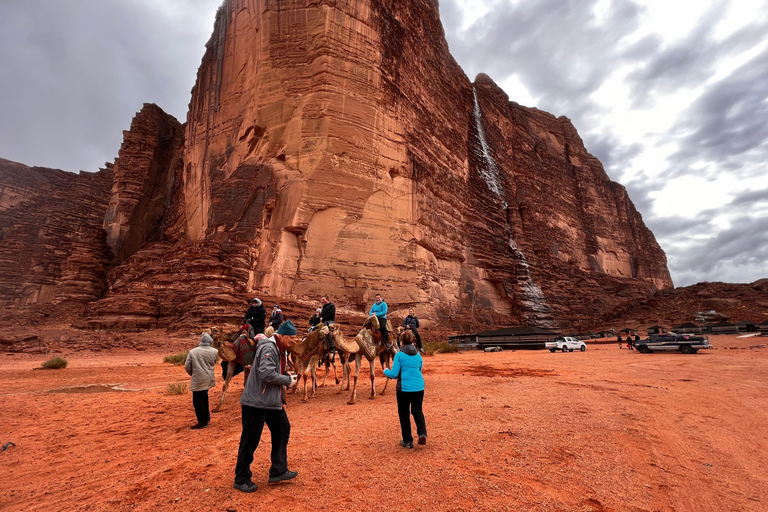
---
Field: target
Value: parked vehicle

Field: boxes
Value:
[545,337,587,353]
[634,334,711,354]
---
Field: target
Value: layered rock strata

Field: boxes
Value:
[1,0,674,332]
[0,159,113,306]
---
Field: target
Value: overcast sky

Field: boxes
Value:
[1,0,766,287]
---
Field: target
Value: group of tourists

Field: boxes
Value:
[182,292,429,494]
[617,333,641,350]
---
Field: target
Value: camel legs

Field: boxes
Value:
[321,355,339,387]
[213,360,238,412]
[368,358,377,399]
[347,354,363,405]
[379,353,391,395]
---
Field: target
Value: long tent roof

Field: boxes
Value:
[476,326,559,336]
[673,322,700,329]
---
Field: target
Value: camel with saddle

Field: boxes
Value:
[326,315,399,405]
[287,324,331,401]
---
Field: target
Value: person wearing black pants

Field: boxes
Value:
[235,407,291,484]
[192,391,210,426]
[184,332,219,429]
[383,332,427,448]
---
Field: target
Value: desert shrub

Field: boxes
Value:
[41,356,68,369]
[163,351,189,366]
[422,341,461,356]
[166,382,188,395]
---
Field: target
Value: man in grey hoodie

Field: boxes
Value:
[184,332,219,429]
[233,320,299,493]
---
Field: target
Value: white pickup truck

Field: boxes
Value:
[545,337,587,352]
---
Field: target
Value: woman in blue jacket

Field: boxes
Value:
[383,331,427,448]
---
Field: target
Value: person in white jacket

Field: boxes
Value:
[184,332,219,429]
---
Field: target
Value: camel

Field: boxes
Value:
[286,325,330,401]
[327,316,398,405]
[210,326,257,412]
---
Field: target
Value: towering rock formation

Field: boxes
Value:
[0,159,113,306]
[0,0,673,332]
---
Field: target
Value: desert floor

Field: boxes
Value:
[1,334,767,512]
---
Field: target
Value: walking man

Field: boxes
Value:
[234,320,299,493]
[184,331,219,429]
[369,293,391,349]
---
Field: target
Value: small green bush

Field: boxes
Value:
[41,356,68,369]
[166,382,188,395]
[422,341,460,356]
[163,351,189,366]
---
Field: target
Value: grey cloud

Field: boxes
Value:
[0,0,220,173]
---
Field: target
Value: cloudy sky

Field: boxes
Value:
[1,0,766,287]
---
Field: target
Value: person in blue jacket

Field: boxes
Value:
[383,331,427,448]
[369,293,391,348]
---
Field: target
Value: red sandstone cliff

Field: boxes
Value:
[0,158,113,306]
[0,0,674,332]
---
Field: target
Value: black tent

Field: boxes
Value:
[475,326,559,350]
[672,322,702,334]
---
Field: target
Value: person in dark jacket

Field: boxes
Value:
[319,295,336,354]
[308,308,321,330]
[403,308,423,353]
[234,320,299,493]
[617,334,623,349]
[383,331,427,448]
[244,298,267,334]
[269,305,284,330]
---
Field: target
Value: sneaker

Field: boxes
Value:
[419,348,425,354]
[269,470,298,483]
[418,434,427,445]
[190,423,207,430]
[233,481,258,493]
[399,440,413,449]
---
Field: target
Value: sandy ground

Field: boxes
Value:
[1,334,767,512]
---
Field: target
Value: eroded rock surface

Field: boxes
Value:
[0,0,674,332]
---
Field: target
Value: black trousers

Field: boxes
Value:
[192,390,210,425]
[234,405,291,484]
[378,318,389,344]
[396,389,427,444]
[410,328,423,350]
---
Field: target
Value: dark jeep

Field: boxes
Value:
[635,333,711,354]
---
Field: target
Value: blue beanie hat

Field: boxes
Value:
[276,320,297,336]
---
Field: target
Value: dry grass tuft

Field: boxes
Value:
[166,382,188,395]
[163,351,189,366]
[423,341,461,356]
[41,356,68,369]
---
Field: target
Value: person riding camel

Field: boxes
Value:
[319,295,336,356]
[269,304,284,330]
[244,298,266,335]
[308,308,321,331]
[369,293,391,349]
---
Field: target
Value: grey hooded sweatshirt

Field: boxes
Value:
[240,336,292,410]
[184,333,219,392]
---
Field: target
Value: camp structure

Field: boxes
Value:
[710,320,738,335]
[671,322,702,334]
[447,333,478,348]
[735,321,758,333]
[646,325,667,335]
[701,322,717,334]
[760,319,768,336]
[474,326,559,350]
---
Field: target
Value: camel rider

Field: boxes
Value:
[369,293,391,349]
[244,298,266,335]
[319,295,336,356]
[308,308,321,331]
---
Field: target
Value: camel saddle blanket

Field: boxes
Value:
[356,329,378,362]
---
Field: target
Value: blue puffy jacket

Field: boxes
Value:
[383,344,424,392]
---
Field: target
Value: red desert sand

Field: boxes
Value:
[1,334,766,511]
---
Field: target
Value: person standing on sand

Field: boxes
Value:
[383,331,427,449]
[617,334,623,349]
[233,320,299,493]
[184,332,219,429]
